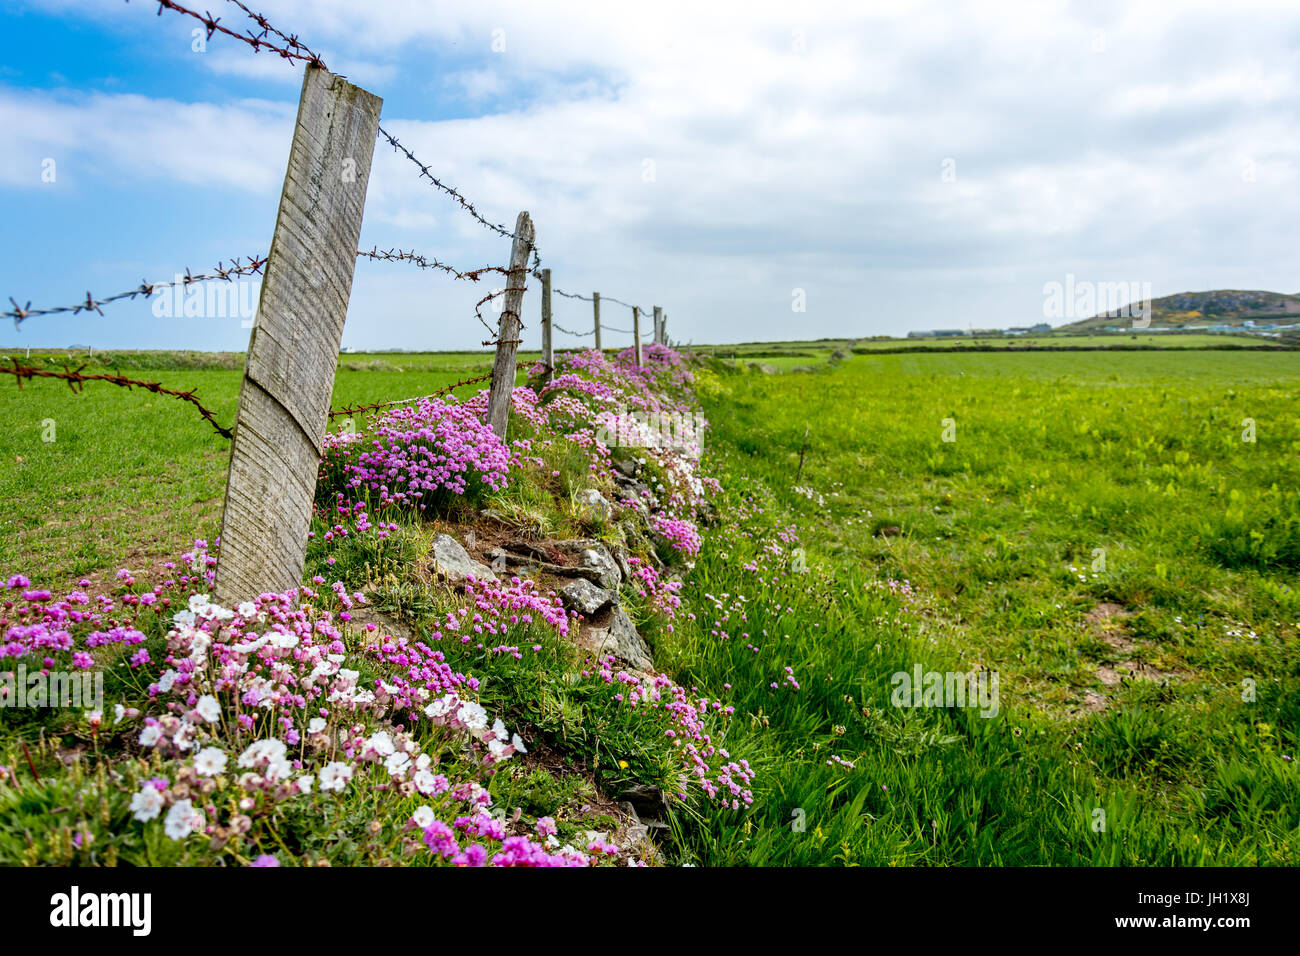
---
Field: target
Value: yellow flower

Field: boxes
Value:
[618,760,629,769]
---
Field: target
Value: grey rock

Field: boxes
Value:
[559,578,615,616]
[583,605,652,673]
[619,801,649,846]
[553,539,622,589]
[619,782,668,819]
[577,487,613,520]
[612,459,640,478]
[430,534,497,585]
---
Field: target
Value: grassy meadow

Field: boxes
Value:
[1,341,1296,865]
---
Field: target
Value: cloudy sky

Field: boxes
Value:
[1,0,1297,351]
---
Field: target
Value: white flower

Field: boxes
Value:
[411,806,436,828]
[296,775,314,794]
[163,799,202,841]
[237,738,287,769]
[511,733,528,755]
[456,701,489,734]
[193,746,227,777]
[384,751,411,776]
[156,670,178,693]
[130,787,164,822]
[488,718,508,740]
[487,737,511,760]
[413,770,439,795]
[308,717,327,735]
[188,594,211,614]
[237,601,257,619]
[114,703,127,725]
[318,761,353,792]
[172,609,196,628]
[172,724,196,753]
[424,695,455,719]
[195,695,221,724]
[139,724,162,748]
[365,730,395,757]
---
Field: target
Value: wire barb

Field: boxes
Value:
[137,0,327,68]
[327,371,494,421]
[1,358,233,439]
[3,256,267,328]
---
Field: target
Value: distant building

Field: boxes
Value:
[907,331,933,338]
[1028,323,1051,333]
[932,329,966,337]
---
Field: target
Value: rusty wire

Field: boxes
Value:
[135,0,326,68]
[376,126,543,274]
[1,358,233,439]
[603,294,653,314]
[4,256,268,329]
[553,289,593,302]
[356,247,507,282]
[553,322,595,337]
[327,371,494,421]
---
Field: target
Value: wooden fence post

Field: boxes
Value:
[213,66,382,604]
[653,305,663,346]
[486,211,535,437]
[633,305,643,366]
[593,292,602,352]
[540,267,553,384]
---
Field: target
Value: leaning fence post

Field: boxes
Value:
[213,66,382,605]
[653,305,663,346]
[486,211,535,437]
[593,292,602,352]
[540,267,554,384]
[633,305,643,366]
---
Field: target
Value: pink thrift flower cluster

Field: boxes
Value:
[650,514,703,556]
[320,395,510,511]
[593,655,754,811]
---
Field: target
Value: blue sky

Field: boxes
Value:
[2,0,1299,351]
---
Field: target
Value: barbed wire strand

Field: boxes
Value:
[327,371,494,420]
[1,358,233,438]
[356,247,506,282]
[375,127,543,274]
[4,256,268,328]
[137,0,326,68]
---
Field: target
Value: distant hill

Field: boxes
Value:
[1062,289,1300,331]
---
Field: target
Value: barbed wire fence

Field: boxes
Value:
[5,0,673,598]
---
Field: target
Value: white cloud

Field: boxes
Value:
[5,0,1300,346]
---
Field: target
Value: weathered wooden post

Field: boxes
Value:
[632,305,643,366]
[540,267,554,384]
[486,211,535,437]
[213,66,382,604]
[592,292,602,352]
[653,305,663,346]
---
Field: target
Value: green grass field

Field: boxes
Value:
[666,349,1299,863]
[2,343,1296,865]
